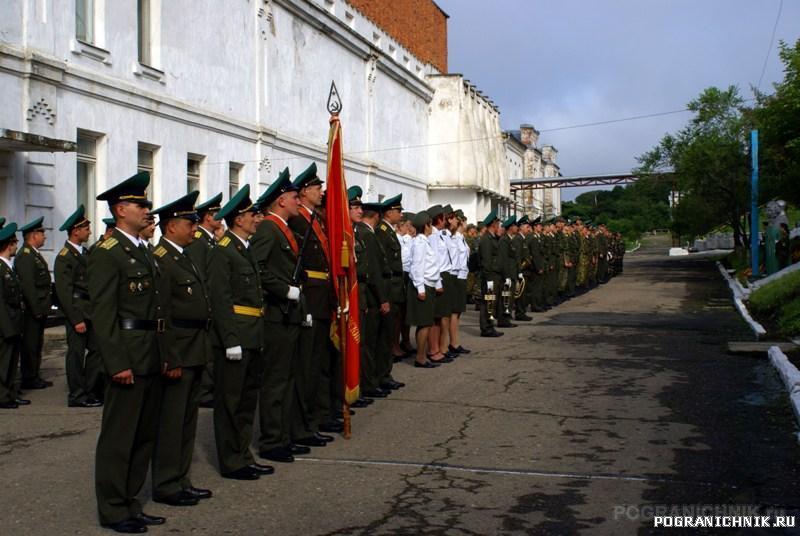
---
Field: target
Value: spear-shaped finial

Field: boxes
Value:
[327,81,342,115]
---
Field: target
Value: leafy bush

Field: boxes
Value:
[747,270,800,336]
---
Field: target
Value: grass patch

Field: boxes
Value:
[748,270,800,337]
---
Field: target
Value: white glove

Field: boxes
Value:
[518,273,524,280]
[286,286,300,301]
[505,278,512,286]
[302,314,313,327]
[225,346,243,361]
[487,281,494,291]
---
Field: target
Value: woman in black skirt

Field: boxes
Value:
[406,211,442,368]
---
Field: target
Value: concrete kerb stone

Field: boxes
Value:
[715,261,766,339]
[767,346,800,438]
[749,262,800,293]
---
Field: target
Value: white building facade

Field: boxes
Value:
[0,0,560,264]
[506,124,561,219]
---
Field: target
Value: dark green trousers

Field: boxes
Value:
[152,366,202,497]
[259,323,299,451]
[20,313,45,382]
[297,318,332,431]
[567,267,578,296]
[514,277,528,316]
[198,347,218,404]
[213,348,262,474]
[360,308,379,391]
[0,336,20,404]
[95,374,162,525]
[376,304,396,384]
[65,323,103,404]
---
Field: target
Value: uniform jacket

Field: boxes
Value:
[289,207,335,320]
[251,216,303,325]
[184,227,216,284]
[88,229,163,376]
[355,222,388,307]
[154,238,213,368]
[0,260,23,338]
[54,242,91,326]
[15,244,52,318]
[375,220,404,303]
[478,232,501,279]
[207,230,264,350]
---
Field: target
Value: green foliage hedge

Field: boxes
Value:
[748,270,800,336]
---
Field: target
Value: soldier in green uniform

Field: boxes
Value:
[597,226,609,283]
[208,185,271,482]
[509,216,531,321]
[149,191,213,507]
[348,187,374,409]
[54,205,103,407]
[497,216,516,328]
[527,219,546,312]
[0,223,28,409]
[90,172,167,533]
[478,211,503,337]
[288,164,342,436]
[251,169,316,462]
[370,196,406,391]
[515,215,531,319]
[185,192,222,409]
[355,197,392,398]
[16,217,53,390]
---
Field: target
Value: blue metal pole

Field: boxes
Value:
[750,130,759,277]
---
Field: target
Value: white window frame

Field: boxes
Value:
[228,162,242,201]
[137,142,160,205]
[187,154,205,195]
[77,130,103,228]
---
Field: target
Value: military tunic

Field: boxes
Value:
[185,226,218,404]
[15,244,52,385]
[509,233,525,317]
[478,232,502,334]
[0,259,23,404]
[250,215,306,451]
[89,229,164,525]
[151,238,213,498]
[374,220,402,385]
[207,230,264,474]
[355,222,387,392]
[54,241,103,404]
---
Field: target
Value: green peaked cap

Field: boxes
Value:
[59,205,90,232]
[0,222,18,242]
[256,167,297,210]
[347,186,363,205]
[196,192,223,214]
[96,171,152,208]
[292,163,323,189]
[151,190,200,222]
[482,210,499,226]
[19,216,45,234]
[215,184,255,221]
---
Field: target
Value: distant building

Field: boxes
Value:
[505,124,561,219]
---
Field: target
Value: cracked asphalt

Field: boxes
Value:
[3,236,800,535]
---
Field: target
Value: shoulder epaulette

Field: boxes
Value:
[153,245,167,258]
[380,223,388,232]
[58,247,69,257]
[194,230,202,239]
[23,247,30,254]
[99,237,118,250]
[218,236,231,247]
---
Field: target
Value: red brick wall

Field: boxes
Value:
[346,0,448,73]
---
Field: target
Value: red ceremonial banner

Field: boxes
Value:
[325,116,360,405]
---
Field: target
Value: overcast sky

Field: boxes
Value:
[436,0,799,201]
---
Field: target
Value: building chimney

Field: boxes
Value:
[519,123,539,147]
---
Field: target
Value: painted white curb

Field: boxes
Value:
[716,261,767,339]
[669,247,688,256]
[749,262,800,292]
[768,346,800,426]
[626,241,641,254]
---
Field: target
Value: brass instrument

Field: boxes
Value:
[484,282,496,324]
[514,274,526,299]
[501,280,512,316]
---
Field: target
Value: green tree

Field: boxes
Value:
[637,86,751,248]
[752,39,800,205]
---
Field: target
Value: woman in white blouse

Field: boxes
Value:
[448,215,471,355]
[406,211,443,368]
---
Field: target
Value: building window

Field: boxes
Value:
[228,163,242,200]
[137,0,152,65]
[77,131,98,225]
[137,143,157,199]
[187,154,204,194]
[76,0,95,43]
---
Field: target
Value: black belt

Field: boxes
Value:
[172,318,211,330]
[72,290,90,301]
[119,318,166,333]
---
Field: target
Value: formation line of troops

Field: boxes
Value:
[0,168,623,534]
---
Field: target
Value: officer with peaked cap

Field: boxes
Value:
[149,191,213,507]
[251,168,314,462]
[15,216,53,390]
[54,205,103,407]
[185,191,223,408]
[89,171,167,532]
[0,222,27,409]
[478,211,504,337]
[207,184,271,481]
[288,164,341,438]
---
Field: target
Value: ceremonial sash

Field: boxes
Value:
[301,207,330,264]
[265,215,299,256]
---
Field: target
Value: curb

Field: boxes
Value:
[626,241,641,254]
[716,261,766,339]
[768,346,800,428]
[749,262,800,293]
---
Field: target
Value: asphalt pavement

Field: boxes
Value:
[3,236,800,535]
